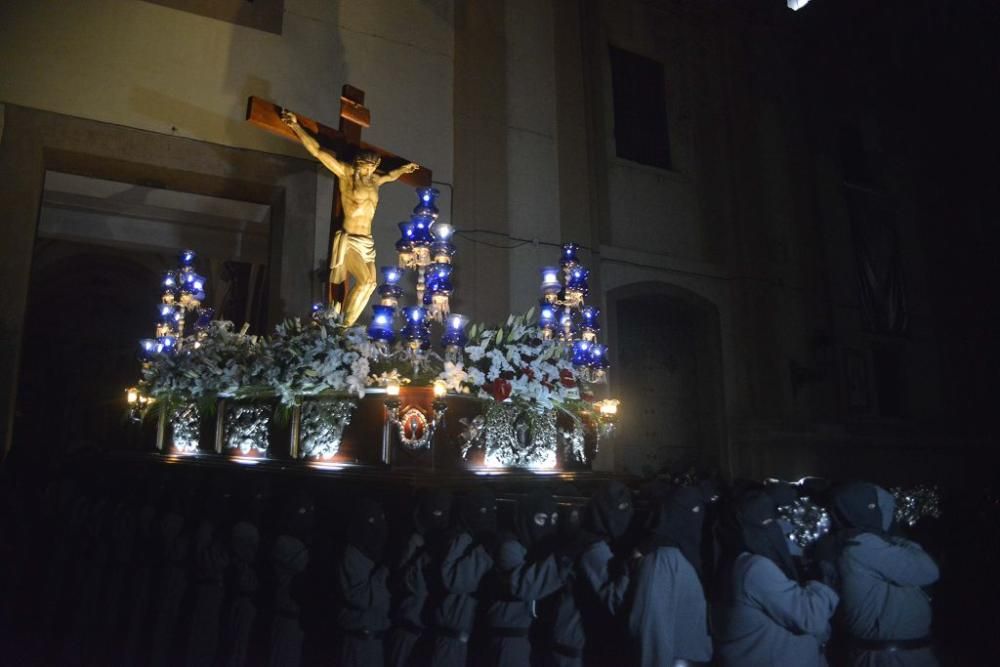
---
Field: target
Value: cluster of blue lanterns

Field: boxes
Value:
[139,249,212,358]
[368,188,468,359]
[538,242,609,381]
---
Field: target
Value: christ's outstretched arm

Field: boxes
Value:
[281,110,350,179]
[377,162,420,185]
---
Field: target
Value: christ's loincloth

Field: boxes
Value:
[329,231,376,284]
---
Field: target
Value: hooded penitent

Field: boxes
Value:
[831,482,886,539]
[416,487,453,541]
[346,497,388,563]
[458,486,498,538]
[513,490,559,555]
[734,490,799,582]
[647,486,705,578]
[586,481,634,545]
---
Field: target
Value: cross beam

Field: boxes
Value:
[245,93,431,187]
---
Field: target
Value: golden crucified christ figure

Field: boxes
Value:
[281,110,419,326]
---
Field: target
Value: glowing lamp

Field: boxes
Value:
[158,304,179,322]
[410,217,432,246]
[571,340,592,366]
[441,313,469,348]
[158,335,177,352]
[412,187,440,220]
[179,249,196,266]
[566,266,589,294]
[126,387,139,405]
[588,343,609,369]
[386,380,401,397]
[426,263,454,295]
[139,338,158,358]
[431,221,454,241]
[580,306,600,333]
[560,242,580,268]
[433,380,447,398]
[401,306,430,349]
[540,267,562,296]
[597,399,619,417]
[193,308,214,331]
[367,305,396,343]
[162,271,177,289]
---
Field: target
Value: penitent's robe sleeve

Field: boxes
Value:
[440,532,494,594]
[578,540,630,617]
[856,536,940,588]
[745,557,839,638]
[496,540,567,602]
[336,545,390,613]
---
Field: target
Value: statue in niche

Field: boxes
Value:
[281,110,419,325]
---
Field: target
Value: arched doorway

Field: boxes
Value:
[11,243,161,459]
[606,282,726,476]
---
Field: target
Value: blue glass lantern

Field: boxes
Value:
[162,271,178,290]
[401,306,431,349]
[566,266,590,296]
[367,305,396,343]
[410,216,433,246]
[580,306,600,333]
[559,308,575,335]
[397,221,415,247]
[139,338,158,359]
[158,335,177,352]
[179,249,196,266]
[193,307,214,331]
[377,266,404,306]
[560,242,580,268]
[571,340,592,366]
[427,263,454,295]
[538,302,557,326]
[158,303,180,322]
[431,221,454,242]
[588,343,609,369]
[442,313,469,348]
[413,187,440,220]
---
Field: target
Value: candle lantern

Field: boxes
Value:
[580,306,600,340]
[367,305,397,343]
[588,343,608,369]
[571,340,592,367]
[377,266,404,307]
[158,303,180,323]
[401,306,430,350]
[442,313,469,349]
[139,338,158,359]
[412,187,440,220]
[560,242,580,269]
[538,302,557,339]
[193,307,215,331]
[540,266,562,301]
[158,335,177,352]
[566,266,590,296]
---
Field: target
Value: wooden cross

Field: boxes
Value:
[246,85,432,304]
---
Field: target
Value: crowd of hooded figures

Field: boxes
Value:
[0,457,947,667]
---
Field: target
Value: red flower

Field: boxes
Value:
[559,369,577,388]
[487,379,512,402]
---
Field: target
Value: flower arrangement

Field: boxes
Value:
[140,308,588,412]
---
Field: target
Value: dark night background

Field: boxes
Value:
[1,0,999,664]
